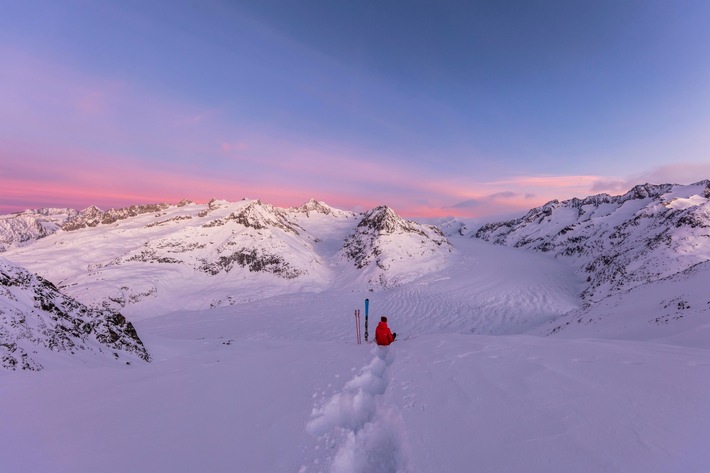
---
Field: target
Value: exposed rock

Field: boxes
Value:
[340,206,451,287]
[0,208,78,251]
[475,181,710,301]
[62,203,172,231]
[204,200,302,234]
[0,258,150,370]
[199,248,302,278]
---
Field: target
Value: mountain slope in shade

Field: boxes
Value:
[473,181,710,339]
[0,258,150,370]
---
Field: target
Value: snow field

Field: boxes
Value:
[389,335,710,473]
[0,339,371,473]
[2,320,710,472]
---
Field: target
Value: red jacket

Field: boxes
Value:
[375,321,394,346]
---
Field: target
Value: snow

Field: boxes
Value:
[3,200,452,316]
[391,335,710,473]
[667,195,708,210]
[2,232,710,472]
[0,208,77,251]
[2,325,708,472]
[2,190,710,472]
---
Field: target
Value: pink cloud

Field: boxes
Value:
[0,141,355,214]
[4,48,706,220]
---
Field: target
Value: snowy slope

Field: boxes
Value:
[475,181,710,302]
[2,289,708,472]
[539,259,710,345]
[472,181,710,341]
[0,257,149,370]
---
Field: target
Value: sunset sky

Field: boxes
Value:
[2,0,709,218]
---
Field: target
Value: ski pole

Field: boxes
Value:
[354,309,361,344]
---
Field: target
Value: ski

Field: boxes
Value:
[364,298,369,342]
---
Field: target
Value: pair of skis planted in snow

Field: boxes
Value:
[354,298,369,344]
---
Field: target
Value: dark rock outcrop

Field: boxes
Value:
[0,258,150,371]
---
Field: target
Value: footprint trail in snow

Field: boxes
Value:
[304,347,413,473]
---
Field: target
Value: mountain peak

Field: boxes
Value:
[224,200,300,234]
[622,183,674,201]
[341,206,451,287]
[293,198,336,216]
[0,208,78,252]
[357,206,414,234]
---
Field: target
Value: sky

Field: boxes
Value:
[1,0,709,219]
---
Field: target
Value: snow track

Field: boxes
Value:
[305,347,413,473]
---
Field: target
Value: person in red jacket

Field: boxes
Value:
[375,316,397,346]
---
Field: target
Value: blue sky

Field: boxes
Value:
[1,0,709,218]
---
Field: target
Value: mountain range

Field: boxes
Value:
[3,182,710,472]
[2,181,709,368]
[1,198,451,320]
[474,180,710,339]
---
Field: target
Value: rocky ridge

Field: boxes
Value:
[0,208,78,252]
[62,203,176,231]
[475,181,710,302]
[0,257,150,370]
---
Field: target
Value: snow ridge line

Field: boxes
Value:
[304,347,413,473]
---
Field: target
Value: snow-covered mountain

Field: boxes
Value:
[475,181,710,336]
[543,258,710,344]
[0,204,186,251]
[2,199,451,316]
[0,257,150,370]
[0,208,78,252]
[340,206,452,288]
[475,181,710,298]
